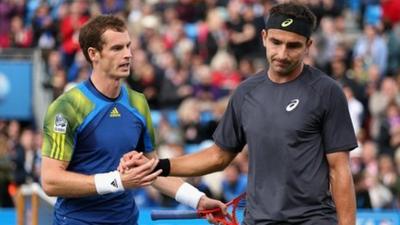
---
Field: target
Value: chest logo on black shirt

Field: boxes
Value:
[110,107,121,118]
[286,99,300,112]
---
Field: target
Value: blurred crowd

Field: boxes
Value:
[1,0,400,210]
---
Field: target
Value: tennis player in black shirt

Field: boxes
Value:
[121,2,357,225]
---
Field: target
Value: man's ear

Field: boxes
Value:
[305,39,313,54]
[261,29,268,47]
[88,47,98,63]
[306,38,313,48]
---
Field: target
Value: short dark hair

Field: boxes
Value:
[269,1,317,31]
[79,15,127,65]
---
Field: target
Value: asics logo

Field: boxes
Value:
[281,18,294,27]
[286,99,300,112]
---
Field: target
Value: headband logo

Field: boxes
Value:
[281,18,294,27]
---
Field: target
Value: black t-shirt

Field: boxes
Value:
[213,65,357,224]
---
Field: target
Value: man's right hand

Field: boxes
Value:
[120,156,162,189]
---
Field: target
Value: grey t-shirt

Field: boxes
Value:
[213,65,357,225]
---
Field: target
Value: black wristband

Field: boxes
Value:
[153,158,170,176]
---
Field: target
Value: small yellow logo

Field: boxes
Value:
[110,107,121,118]
[281,18,294,27]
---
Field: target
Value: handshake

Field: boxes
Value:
[110,150,227,218]
[116,151,164,189]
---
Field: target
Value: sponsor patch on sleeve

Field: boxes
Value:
[54,113,68,133]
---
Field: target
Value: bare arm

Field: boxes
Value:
[144,151,227,211]
[41,154,161,198]
[118,146,236,209]
[41,157,96,197]
[327,151,356,225]
[169,144,238,177]
[144,152,184,197]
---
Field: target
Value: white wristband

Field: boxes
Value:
[94,171,124,195]
[175,182,205,209]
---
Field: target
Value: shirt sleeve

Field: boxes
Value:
[136,101,155,153]
[212,92,246,152]
[322,83,358,153]
[127,89,155,153]
[42,99,79,161]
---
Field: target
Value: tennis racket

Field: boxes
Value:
[151,192,246,225]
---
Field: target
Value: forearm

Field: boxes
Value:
[41,169,97,197]
[153,176,207,209]
[41,156,122,198]
[330,166,356,225]
[169,144,236,177]
[152,177,184,197]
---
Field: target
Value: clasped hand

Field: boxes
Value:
[117,151,161,189]
[117,151,227,225]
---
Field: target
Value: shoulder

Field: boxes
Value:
[232,69,267,100]
[126,87,147,103]
[46,85,93,121]
[47,88,80,112]
[237,69,267,90]
[303,65,343,96]
[125,87,151,114]
[125,88,147,105]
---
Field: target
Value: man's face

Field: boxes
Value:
[262,29,311,76]
[93,29,132,79]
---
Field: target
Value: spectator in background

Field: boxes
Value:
[221,163,247,202]
[366,170,394,209]
[11,128,39,186]
[192,65,222,101]
[9,15,32,48]
[196,8,228,64]
[6,120,21,153]
[370,77,400,140]
[386,23,400,76]
[313,17,339,71]
[0,0,25,48]
[129,63,162,109]
[32,131,43,181]
[353,171,373,209]
[59,1,89,69]
[381,0,400,25]
[226,0,257,62]
[0,134,14,207]
[353,24,388,76]
[238,57,257,80]
[210,50,241,96]
[159,66,193,109]
[377,102,400,157]
[343,85,364,136]
[156,118,184,159]
[378,154,399,198]
[177,98,214,147]
[31,3,58,50]
[67,50,90,83]
[100,0,125,15]
[175,0,205,23]
[329,58,364,102]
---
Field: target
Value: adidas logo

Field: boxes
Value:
[111,179,118,188]
[110,107,121,118]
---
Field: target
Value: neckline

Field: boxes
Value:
[266,64,308,86]
[85,78,122,102]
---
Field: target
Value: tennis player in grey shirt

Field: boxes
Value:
[120,2,357,225]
